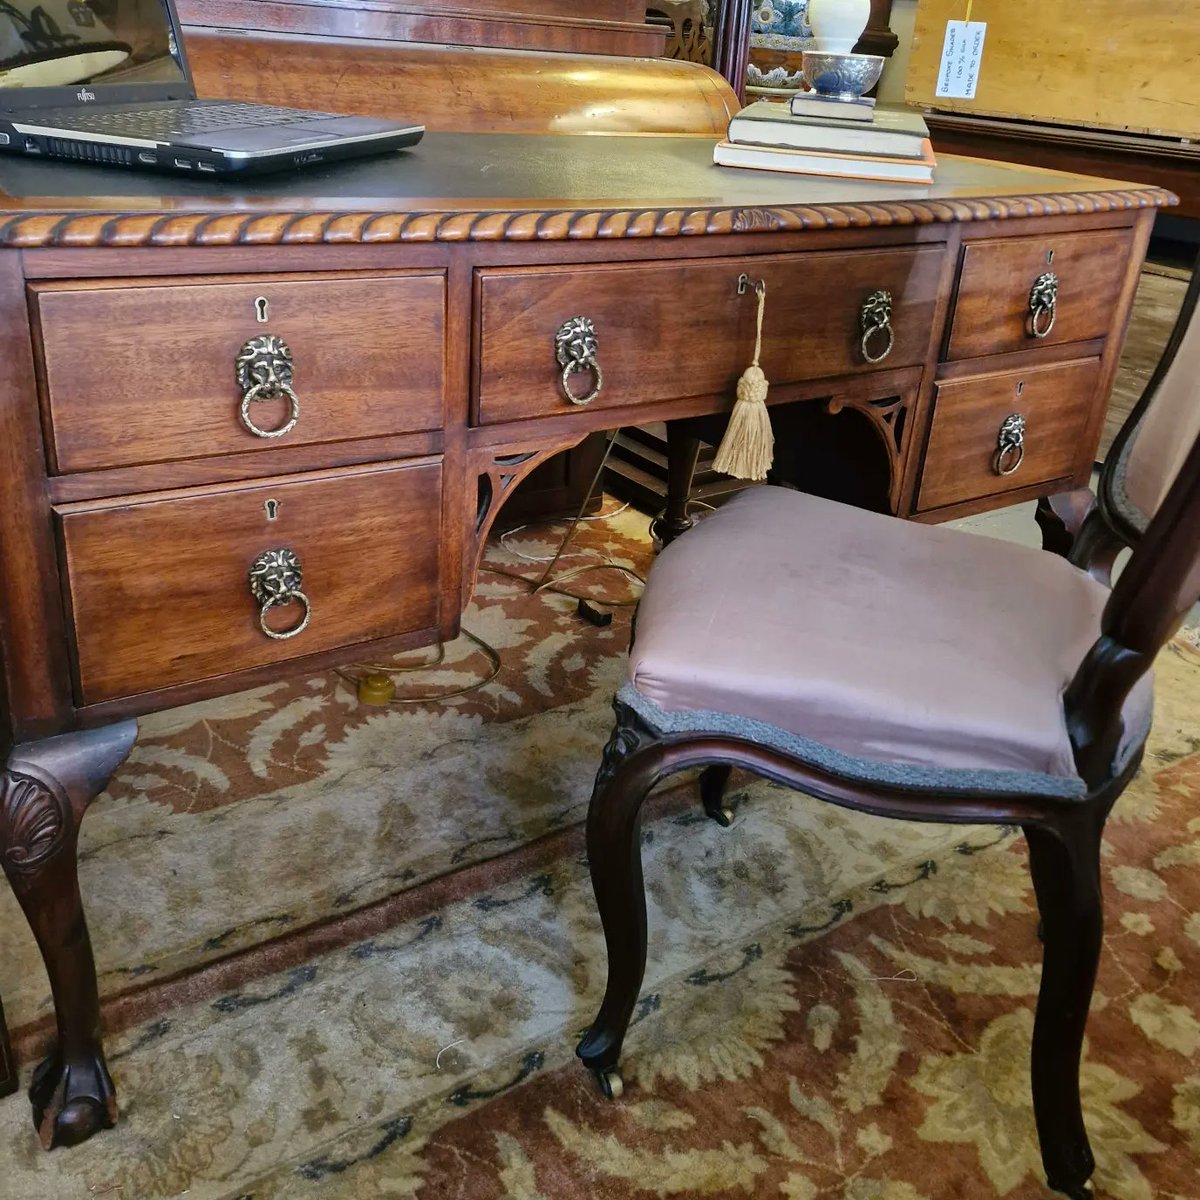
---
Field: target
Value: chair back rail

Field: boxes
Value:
[1067,277,1200,784]
[1101,258,1200,541]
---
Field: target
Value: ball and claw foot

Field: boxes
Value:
[593,1067,624,1100]
[30,1049,117,1150]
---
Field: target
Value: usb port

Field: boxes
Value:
[173,158,192,169]
[196,161,217,173]
[138,151,157,165]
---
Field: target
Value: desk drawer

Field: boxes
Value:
[945,228,1132,361]
[917,359,1101,512]
[32,272,445,474]
[475,246,945,425]
[57,459,442,705]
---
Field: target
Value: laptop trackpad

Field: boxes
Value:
[181,125,355,152]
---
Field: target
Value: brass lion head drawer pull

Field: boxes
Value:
[249,548,311,640]
[236,334,299,438]
[555,316,603,405]
[994,412,1026,476]
[859,289,894,364]
[1028,272,1058,339]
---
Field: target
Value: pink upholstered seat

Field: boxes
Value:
[627,486,1152,796]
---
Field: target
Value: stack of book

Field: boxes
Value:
[713,95,936,185]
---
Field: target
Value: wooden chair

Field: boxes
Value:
[575,269,1200,1200]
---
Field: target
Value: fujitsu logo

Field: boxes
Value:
[77,88,96,102]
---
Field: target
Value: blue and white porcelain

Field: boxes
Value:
[749,0,814,51]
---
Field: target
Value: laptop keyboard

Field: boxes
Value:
[25,102,343,139]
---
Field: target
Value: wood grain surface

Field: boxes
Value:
[946,227,1134,360]
[32,272,446,474]
[57,460,443,704]
[918,357,1101,511]
[475,246,947,424]
[906,0,1200,139]
[179,0,668,58]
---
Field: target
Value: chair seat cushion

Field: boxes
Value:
[627,488,1152,797]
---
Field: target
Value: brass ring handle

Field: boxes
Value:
[1028,272,1058,340]
[258,589,312,641]
[860,322,895,364]
[249,548,311,641]
[240,382,300,439]
[859,289,894,364]
[560,359,603,406]
[555,316,603,406]
[993,413,1026,476]
[237,334,299,438]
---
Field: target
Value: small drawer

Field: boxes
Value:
[917,359,1101,512]
[32,272,445,474]
[475,246,946,425]
[945,228,1132,360]
[57,459,442,704]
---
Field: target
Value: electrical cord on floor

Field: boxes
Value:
[489,428,647,615]
[336,628,502,706]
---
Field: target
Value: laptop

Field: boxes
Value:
[0,0,424,176]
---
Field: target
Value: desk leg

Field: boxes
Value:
[1,720,137,1149]
[651,422,703,547]
[1035,488,1096,558]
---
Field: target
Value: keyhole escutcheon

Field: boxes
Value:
[255,296,270,323]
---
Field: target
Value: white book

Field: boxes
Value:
[728,100,930,159]
[713,139,935,185]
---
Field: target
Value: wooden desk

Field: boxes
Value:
[0,134,1172,1147]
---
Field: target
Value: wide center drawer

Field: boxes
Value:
[475,246,946,425]
[57,459,443,705]
[32,272,446,474]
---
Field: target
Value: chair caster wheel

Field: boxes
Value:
[595,1068,624,1100]
[706,806,735,828]
[1047,1177,1093,1200]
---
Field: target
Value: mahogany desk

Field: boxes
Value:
[0,133,1173,1148]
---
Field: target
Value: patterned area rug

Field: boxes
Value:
[1,508,1198,1199]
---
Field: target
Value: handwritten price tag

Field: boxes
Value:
[936,20,987,99]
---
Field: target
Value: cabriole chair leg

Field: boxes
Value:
[1024,802,1111,1200]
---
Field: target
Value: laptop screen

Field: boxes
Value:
[0,1,186,94]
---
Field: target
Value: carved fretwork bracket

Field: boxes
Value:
[825,391,913,511]
[466,437,586,598]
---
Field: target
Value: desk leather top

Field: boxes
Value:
[0,131,1175,247]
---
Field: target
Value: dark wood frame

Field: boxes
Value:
[574,279,1200,1200]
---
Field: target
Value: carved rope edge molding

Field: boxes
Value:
[0,188,1175,248]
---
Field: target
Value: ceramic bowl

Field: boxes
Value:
[746,62,806,92]
[800,50,884,99]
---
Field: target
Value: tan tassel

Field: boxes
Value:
[712,280,774,481]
